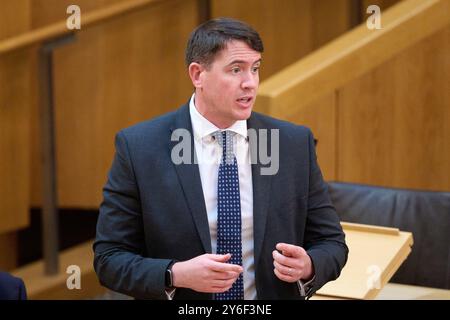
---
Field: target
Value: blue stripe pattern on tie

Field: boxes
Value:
[213,130,244,300]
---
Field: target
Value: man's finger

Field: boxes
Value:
[276,243,304,258]
[212,277,237,288]
[212,270,241,280]
[209,260,243,274]
[208,253,231,262]
[210,285,233,293]
[273,260,294,277]
[273,268,296,283]
[272,250,294,266]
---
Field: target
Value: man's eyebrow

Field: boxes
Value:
[226,58,262,67]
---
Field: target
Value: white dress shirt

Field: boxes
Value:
[189,94,256,300]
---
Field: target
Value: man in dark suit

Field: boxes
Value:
[94,18,348,300]
[0,271,27,300]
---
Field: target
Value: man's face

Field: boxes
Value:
[193,40,261,128]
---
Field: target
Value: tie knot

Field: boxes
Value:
[213,130,236,164]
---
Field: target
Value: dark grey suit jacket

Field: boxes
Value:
[93,102,348,299]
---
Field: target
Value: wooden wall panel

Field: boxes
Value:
[31,0,125,27]
[0,51,32,232]
[211,0,353,80]
[0,0,30,39]
[285,93,337,181]
[0,232,17,270]
[29,0,199,207]
[311,0,353,49]
[337,25,450,191]
[361,0,401,20]
[0,0,31,235]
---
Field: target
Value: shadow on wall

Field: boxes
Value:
[17,209,99,266]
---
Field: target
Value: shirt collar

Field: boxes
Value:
[189,93,248,141]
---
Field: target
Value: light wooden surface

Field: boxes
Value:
[316,222,413,299]
[375,283,450,300]
[0,1,31,234]
[313,282,450,300]
[12,240,106,299]
[337,25,450,191]
[341,222,400,235]
[257,0,450,118]
[211,0,353,81]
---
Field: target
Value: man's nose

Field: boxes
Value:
[241,72,258,90]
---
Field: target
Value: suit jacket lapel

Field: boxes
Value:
[169,103,212,253]
[247,114,273,269]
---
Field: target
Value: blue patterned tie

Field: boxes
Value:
[213,130,244,300]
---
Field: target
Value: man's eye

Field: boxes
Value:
[252,67,260,73]
[231,67,240,74]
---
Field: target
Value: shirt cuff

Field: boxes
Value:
[165,288,176,300]
[297,275,315,297]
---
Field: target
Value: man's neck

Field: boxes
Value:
[193,93,235,129]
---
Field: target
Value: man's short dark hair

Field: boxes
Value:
[185,17,264,68]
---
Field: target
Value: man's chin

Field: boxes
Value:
[234,108,253,121]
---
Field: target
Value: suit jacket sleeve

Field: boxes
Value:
[93,131,172,299]
[303,129,349,296]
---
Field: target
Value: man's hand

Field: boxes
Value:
[171,253,243,293]
[272,243,314,283]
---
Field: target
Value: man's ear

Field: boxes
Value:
[188,62,205,89]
